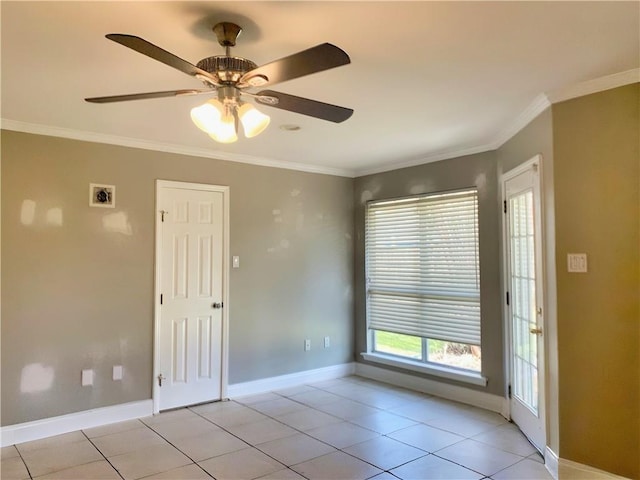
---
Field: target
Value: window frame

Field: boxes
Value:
[363,188,487,386]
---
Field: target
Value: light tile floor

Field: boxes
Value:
[1,376,552,480]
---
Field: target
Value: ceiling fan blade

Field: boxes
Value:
[106,34,219,86]
[85,89,210,103]
[255,90,353,123]
[240,43,350,88]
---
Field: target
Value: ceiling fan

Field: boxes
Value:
[85,22,354,143]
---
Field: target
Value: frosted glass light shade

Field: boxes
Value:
[190,99,224,134]
[209,114,237,143]
[238,103,270,138]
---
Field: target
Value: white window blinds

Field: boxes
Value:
[366,189,481,346]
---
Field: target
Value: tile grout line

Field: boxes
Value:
[12,445,34,480]
[273,380,527,477]
[11,376,545,480]
[239,383,514,476]
[226,385,438,476]
[80,430,126,480]
[191,388,388,476]
[135,420,219,479]
[239,388,393,473]
[236,384,447,475]
[282,379,509,444]
[187,398,312,479]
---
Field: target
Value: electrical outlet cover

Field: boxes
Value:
[81,369,94,386]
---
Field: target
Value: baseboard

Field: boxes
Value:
[544,446,632,480]
[559,457,631,479]
[545,446,559,479]
[355,362,507,416]
[0,399,153,447]
[1,364,355,447]
[227,362,356,398]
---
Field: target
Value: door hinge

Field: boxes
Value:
[160,294,163,305]
[503,200,507,214]
[506,291,510,305]
[508,384,512,398]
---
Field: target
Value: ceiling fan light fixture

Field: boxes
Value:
[190,99,224,134]
[238,103,270,138]
[209,113,238,143]
[88,28,353,142]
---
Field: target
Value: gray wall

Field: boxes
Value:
[495,108,559,454]
[353,152,504,395]
[1,130,354,426]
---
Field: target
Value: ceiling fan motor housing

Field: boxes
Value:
[196,56,257,84]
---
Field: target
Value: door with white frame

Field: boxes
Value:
[503,156,546,452]
[154,180,229,412]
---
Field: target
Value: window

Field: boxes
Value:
[365,189,481,373]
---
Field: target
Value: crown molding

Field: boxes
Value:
[356,68,639,177]
[3,69,637,180]
[493,68,639,150]
[0,119,355,178]
[353,141,498,177]
[546,68,639,104]
[492,93,552,149]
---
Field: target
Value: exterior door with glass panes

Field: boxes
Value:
[503,157,546,452]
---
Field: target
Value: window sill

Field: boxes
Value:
[360,352,488,386]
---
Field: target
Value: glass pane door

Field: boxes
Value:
[508,190,538,413]
[504,159,545,452]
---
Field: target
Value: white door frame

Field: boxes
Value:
[153,180,230,414]
[501,155,547,448]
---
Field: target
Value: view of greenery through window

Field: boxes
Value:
[374,330,481,372]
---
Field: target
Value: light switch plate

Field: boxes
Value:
[113,365,123,381]
[232,256,240,269]
[567,253,588,273]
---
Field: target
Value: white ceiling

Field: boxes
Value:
[2,1,638,177]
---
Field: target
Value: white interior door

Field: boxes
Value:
[504,158,546,452]
[156,182,226,411]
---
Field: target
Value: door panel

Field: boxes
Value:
[158,186,224,410]
[504,161,545,452]
[173,234,188,299]
[198,316,213,379]
[172,318,188,383]
[198,235,213,297]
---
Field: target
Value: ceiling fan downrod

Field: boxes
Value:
[213,22,241,55]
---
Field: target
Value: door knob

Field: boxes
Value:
[212,302,222,309]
